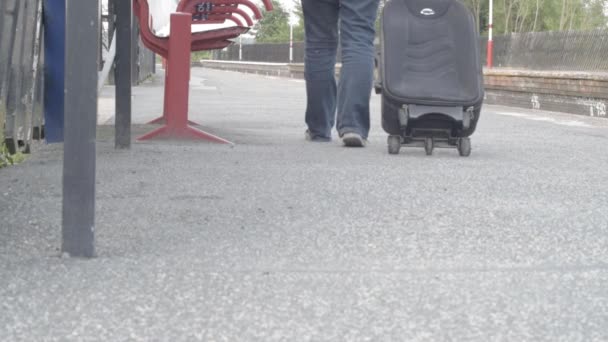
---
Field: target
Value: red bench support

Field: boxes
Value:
[137,13,232,143]
[133,0,270,143]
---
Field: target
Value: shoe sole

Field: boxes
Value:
[306,130,331,142]
[342,135,365,147]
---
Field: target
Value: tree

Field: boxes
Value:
[268,0,608,42]
[462,0,486,32]
[254,0,291,43]
[451,0,608,35]
[292,0,305,41]
[486,0,608,34]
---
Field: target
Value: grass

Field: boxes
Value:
[0,108,26,169]
[0,142,26,169]
[0,107,7,168]
[191,51,213,62]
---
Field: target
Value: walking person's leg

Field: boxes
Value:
[337,0,380,146]
[302,0,340,141]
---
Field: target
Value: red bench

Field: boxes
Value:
[179,0,263,26]
[133,0,271,142]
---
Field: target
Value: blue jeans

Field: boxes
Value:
[302,0,380,141]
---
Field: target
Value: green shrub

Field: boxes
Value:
[0,136,26,169]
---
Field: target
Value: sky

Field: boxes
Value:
[279,0,296,12]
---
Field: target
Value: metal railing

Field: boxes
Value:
[0,0,44,155]
[214,42,307,63]
[213,30,608,72]
[102,5,156,86]
[481,30,608,71]
[134,23,156,83]
[0,0,156,158]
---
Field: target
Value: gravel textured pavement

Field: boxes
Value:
[1,68,608,341]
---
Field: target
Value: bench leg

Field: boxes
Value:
[138,12,228,144]
[137,124,233,145]
[146,69,200,126]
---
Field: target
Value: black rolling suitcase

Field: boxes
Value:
[375,0,484,156]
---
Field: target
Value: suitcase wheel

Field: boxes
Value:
[457,137,472,157]
[387,135,401,155]
[424,137,434,156]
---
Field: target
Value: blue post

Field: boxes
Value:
[43,0,65,143]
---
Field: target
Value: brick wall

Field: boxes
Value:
[200,61,608,119]
[483,69,608,118]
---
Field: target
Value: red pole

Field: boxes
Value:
[165,13,191,130]
[487,38,493,68]
[487,0,494,68]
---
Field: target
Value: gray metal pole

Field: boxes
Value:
[0,0,19,144]
[114,0,132,149]
[62,0,99,258]
[131,13,139,85]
